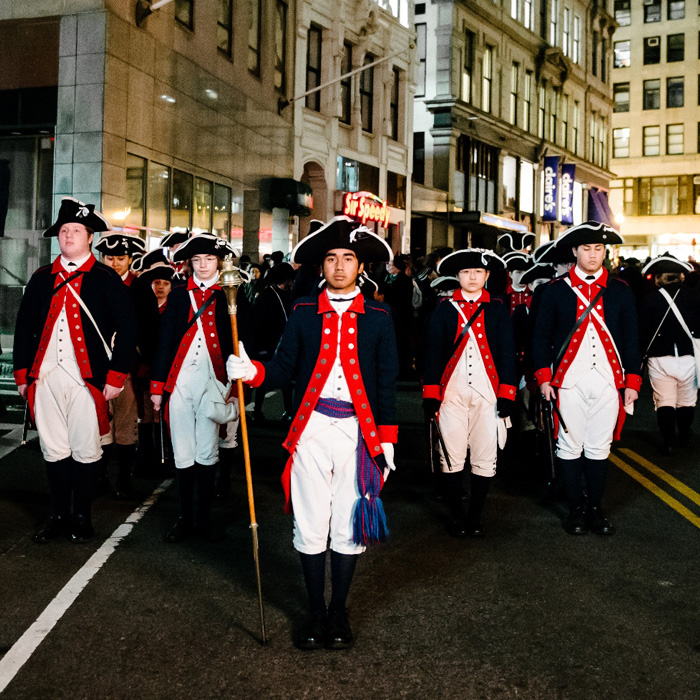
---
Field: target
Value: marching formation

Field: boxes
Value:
[12,197,700,650]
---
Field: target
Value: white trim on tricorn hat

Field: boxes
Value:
[94,232,146,257]
[521,262,556,285]
[533,240,575,265]
[172,233,239,262]
[497,231,535,252]
[503,251,531,271]
[554,220,624,249]
[642,252,693,276]
[437,248,506,276]
[43,197,112,237]
[160,230,192,248]
[131,248,169,273]
[430,275,460,292]
[138,261,175,284]
[290,215,393,266]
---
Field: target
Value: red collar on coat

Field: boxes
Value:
[569,267,609,288]
[452,288,490,303]
[51,254,96,275]
[317,288,366,314]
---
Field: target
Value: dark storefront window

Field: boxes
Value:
[340,42,352,125]
[306,25,322,111]
[413,132,425,184]
[458,135,498,213]
[386,171,406,209]
[360,54,374,132]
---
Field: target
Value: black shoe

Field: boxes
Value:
[325,608,353,650]
[70,515,95,543]
[587,507,615,536]
[447,517,468,538]
[295,612,326,650]
[33,515,69,543]
[165,517,194,543]
[464,520,485,537]
[563,509,588,535]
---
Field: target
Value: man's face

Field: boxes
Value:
[103,255,132,277]
[191,254,220,281]
[573,244,606,274]
[152,278,172,300]
[323,248,363,294]
[58,223,93,261]
[458,268,489,294]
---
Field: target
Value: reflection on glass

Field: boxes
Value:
[213,183,231,239]
[171,169,193,230]
[126,154,145,227]
[148,162,170,231]
[194,177,212,231]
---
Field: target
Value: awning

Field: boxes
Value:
[587,188,618,231]
[413,210,530,237]
[260,178,313,217]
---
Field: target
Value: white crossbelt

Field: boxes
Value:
[66,282,113,360]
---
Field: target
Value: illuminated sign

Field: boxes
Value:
[542,156,559,222]
[342,191,391,229]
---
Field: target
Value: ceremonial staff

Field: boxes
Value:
[20,402,30,446]
[219,256,267,645]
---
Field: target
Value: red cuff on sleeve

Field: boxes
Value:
[106,370,127,389]
[14,369,28,386]
[247,361,266,388]
[497,384,517,399]
[534,368,553,385]
[378,425,398,444]
[625,373,642,392]
[150,380,165,396]
[422,384,441,400]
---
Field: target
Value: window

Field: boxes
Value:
[459,136,499,212]
[643,126,661,156]
[175,0,193,30]
[386,171,406,209]
[511,0,519,20]
[549,87,558,144]
[193,177,213,231]
[524,0,533,30]
[601,37,607,83]
[274,0,288,93]
[643,36,660,64]
[667,77,684,108]
[599,117,607,168]
[171,169,193,229]
[147,162,170,230]
[572,100,580,154]
[538,84,546,139]
[590,112,597,163]
[510,62,519,126]
[482,46,493,113]
[416,24,426,97]
[523,70,532,132]
[413,132,425,184]
[125,154,146,227]
[614,83,630,112]
[212,183,231,239]
[336,156,359,192]
[667,34,685,62]
[641,177,682,215]
[667,124,684,154]
[698,74,700,105]
[643,79,660,110]
[360,54,374,132]
[390,67,401,141]
[306,26,322,111]
[668,1,685,20]
[613,127,630,158]
[561,93,569,149]
[462,30,474,103]
[217,0,233,57]
[644,0,661,22]
[549,0,559,46]
[614,40,630,68]
[592,31,599,77]
[248,0,261,75]
[614,1,631,26]
[340,42,352,125]
[562,8,570,56]
[572,15,581,63]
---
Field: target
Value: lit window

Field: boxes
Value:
[667,124,684,155]
[643,126,660,157]
[613,128,630,158]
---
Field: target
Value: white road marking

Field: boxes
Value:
[0,479,173,693]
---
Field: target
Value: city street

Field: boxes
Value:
[1,384,699,700]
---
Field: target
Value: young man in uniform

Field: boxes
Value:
[13,197,137,542]
[422,249,516,537]
[533,221,641,536]
[227,216,398,651]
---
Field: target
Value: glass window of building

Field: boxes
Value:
[340,42,352,125]
[592,31,599,77]
[212,183,231,238]
[519,160,534,214]
[390,67,401,141]
[613,127,630,158]
[572,100,580,154]
[667,124,684,155]
[599,117,607,168]
[643,79,660,110]
[274,0,288,93]
[482,46,493,113]
[644,0,661,22]
[614,82,630,112]
[601,37,607,83]
[614,1,631,26]
[538,83,546,139]
[171,169,193,229]
[524,0,533,30]
[668,1,685,20]
[147,162,170,231]
[667,77,684,108]
[549,87,558,144]
[590,113,597,163]
[511,0,518,21]
[643,126,660,156]
[248,0,262,75]
[549,0,559,46]
[336,156,359,192]
[562,8,570,56]
[572,15,580,63]
[413,132,425,184]
[614,40,630,68]
[193,177,212,231]
[509,62,519,126]
[125,154,145,227]
[561,94,569,149]
[175,0,193,30]
[667,34,684,62]
[416,24,426,98]
[306,26,322,111]
[462,30,474,104]
[360,54,374,132]
[650,177,680,215]
[217,0,233,57]
[643,37,660,64]
[386,171,406,209]
[523,71,532,132]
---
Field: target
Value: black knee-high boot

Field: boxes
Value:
[582,457,614,535]
[465,474,492,536]
[296,551,327,650]
[33,457,73,543]
[114,444,136,499]
[71,460,98,543]
[657,406,676,454]
[442,470,467,536]
[557,457,587,535]
[676,406,694,447]
[194,462,220,540]
[135,423,154,477]
[166,466,196,543]
[215,454,233,499]
[327,551,357,649]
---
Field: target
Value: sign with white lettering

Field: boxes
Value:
[342,191,391,229]
[560,164,575,225]
[542,156,559,222]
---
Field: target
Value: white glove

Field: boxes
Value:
[381,442,395,481]
[226,395,241,422]
[226,342,257,382]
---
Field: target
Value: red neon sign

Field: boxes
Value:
[342,191,391,229]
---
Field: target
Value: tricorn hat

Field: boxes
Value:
[437,248,506,276]
[555,221,624,249]
[642,252,693,276]
[43,197,112,237]
[497,231,535,253]
[94,232,146,258]
[503,251,531,272]
[291,215,393,266]
[266,261,296,285]
[172,233,239,262]
[430,276,460,293]
[160,230,192,248]
[521,262,556,285]
[533,240,576,265]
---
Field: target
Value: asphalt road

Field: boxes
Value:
[0,384,699,700]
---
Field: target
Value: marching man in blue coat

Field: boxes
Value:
[533,222,642,536]
[422,249,517,537]
[227,216,398,651]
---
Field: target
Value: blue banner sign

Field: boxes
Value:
[542,156,559,222]
[560,164,575,225]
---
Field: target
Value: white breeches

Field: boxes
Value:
[290,411,365,556]
[556,370,619,460]
[437,388,498,477]
[33,367,102,464]
[648,355,697,409]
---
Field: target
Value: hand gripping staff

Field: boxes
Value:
[219,256,267,645]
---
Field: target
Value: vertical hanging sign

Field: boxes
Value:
[560,164,576,225]
[542,156,559,222]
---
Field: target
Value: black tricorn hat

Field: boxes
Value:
[172,233,239,262]
[521,262,556,285]
[266,261,295,285]
[161,230,192,248]
[642,252,693,276]
[437,248,506,276]
[291,215,393,266]
[359,272,379,294]
[533,240,576,265]
[132,248,170,274]
[555,221,624,249]
[430,275,460,293]
[498,231,535,252]
[503,251,531,272]
[94,232,146,258]
[43,197,111,237]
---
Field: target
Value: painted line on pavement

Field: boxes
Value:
[619,448,700,509]
[609,453,700,530]
[0,479,174,694]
